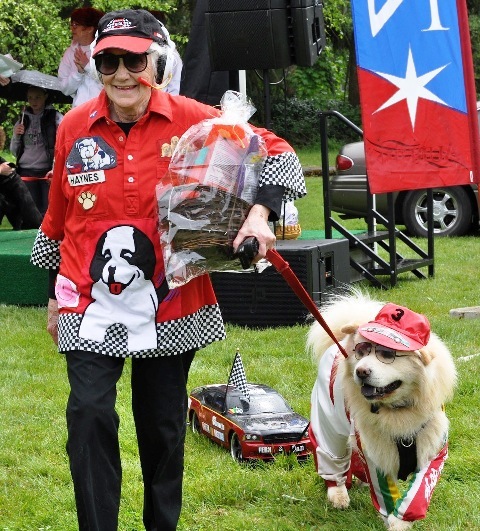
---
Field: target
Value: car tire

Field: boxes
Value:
[229,432,243,462]
[402,186,473,237]
[191,411,201,434]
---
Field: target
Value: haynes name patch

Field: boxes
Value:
[68,171,106,187]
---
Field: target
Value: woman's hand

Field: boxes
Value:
[13,123,25,135]
[47,298,59,345]
[74,46,89,73]
[233,204,275,262]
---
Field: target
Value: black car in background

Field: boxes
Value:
[330,105,480,237]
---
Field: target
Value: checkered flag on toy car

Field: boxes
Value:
[227,350,250,402]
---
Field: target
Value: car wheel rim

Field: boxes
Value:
[414,191,458,233]
[191,413,201,434]
[230,434,243,462]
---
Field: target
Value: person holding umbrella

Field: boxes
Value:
[30,8,306,530]
[57,7,104,107]
[10,85,63,217]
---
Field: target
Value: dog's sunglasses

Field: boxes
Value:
[94,52,150,76]
[353,342,404,364]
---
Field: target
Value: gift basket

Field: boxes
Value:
[157,91,268,288]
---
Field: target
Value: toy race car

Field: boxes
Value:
[188,383,311,462]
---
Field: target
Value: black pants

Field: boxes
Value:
[65,350,193,531]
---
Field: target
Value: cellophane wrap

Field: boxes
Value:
[157,91,267,288]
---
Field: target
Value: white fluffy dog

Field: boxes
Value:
[308,290,456,530]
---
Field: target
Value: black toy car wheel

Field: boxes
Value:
[402,186,473,237]
[191,411,201,434]
[229,433,243,462]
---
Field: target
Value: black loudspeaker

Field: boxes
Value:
[205,0,325,71]
[210,239,350,328]
[205,0,292,70]
[291,0,326,67]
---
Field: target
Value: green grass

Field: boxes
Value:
[1,147,479,529]
[294,141,343,169]
[1,250,479,529]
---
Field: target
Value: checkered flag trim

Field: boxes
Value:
[227,351,250,402]
[30,229,61,269]
[259,152,307,202]
[57,304,226,358]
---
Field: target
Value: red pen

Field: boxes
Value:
[138,77,160,90]
[139,75,173,90]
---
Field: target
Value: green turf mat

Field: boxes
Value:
[0,229,48,306]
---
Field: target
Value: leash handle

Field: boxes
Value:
[266,248,349,359]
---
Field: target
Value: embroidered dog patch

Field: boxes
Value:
[67,136,117,174]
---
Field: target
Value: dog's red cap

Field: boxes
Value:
[358,303,430,351]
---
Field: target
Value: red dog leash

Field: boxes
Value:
[266,248,349,359]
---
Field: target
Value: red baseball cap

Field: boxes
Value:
[92,9,167,57]
[358,303,430,351]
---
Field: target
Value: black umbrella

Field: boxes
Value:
[0,69,72,104]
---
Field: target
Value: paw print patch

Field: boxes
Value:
[78,191,97,210]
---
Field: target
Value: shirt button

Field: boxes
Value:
[127,154,133,160]
[128,176,134,183]
[118,136,124,142]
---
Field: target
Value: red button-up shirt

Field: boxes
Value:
[32,90,305,357]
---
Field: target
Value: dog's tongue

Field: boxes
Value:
[109,282,123,295]
[361,384,377,398]
[361,381,402,399]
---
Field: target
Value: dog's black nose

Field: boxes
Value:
[356,367,371,380]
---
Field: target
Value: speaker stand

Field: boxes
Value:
[263,69,271,129]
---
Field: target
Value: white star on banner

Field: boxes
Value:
[373,46,449,130]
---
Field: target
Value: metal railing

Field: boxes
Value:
[319,110,434,288]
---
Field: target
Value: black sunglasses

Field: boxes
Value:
[353,341,404,364]
[94,52,150,76]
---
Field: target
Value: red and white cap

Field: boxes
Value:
[92,9,167,57]
[358,303,430,351]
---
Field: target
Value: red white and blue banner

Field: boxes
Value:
[351,0,480,193]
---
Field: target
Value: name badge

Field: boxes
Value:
[68,170,106,187]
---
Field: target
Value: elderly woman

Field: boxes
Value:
[31,9,306,531]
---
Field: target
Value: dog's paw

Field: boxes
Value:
[386,514,414,531]
[327,485,350,509]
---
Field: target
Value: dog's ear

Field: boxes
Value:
[341,324,358,335]
[416,347,433,365]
